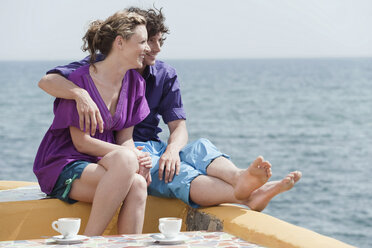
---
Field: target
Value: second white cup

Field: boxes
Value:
[52,217,81,239]
[158,217,182,238]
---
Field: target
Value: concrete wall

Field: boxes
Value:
[0,181,355,248]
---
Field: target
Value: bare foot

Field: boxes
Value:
[234,156,272,200]
[279,171,302,192]
[243,171,302,211]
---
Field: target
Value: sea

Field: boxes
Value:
[0,58,371,247]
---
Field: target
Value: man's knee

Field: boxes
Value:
[194,138,213,146]
[184,138,215,153]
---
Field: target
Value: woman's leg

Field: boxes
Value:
[69,148,138,236]
[117,174,148,234]
[68,163,105,203]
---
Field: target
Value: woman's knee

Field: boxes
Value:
[130,175,148,201]
[103,148,139,174]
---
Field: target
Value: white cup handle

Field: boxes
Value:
[158,223,165,233]
[52,221,59,233]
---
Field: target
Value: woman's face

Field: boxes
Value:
[120,25,150,69]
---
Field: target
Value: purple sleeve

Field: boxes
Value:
[50,98,80,132]
[124,72,150,128]
[159,69,186,123]
[46,54,105,78]
[50,70,84,132]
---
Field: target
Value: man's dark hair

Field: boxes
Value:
[126,6,169,45]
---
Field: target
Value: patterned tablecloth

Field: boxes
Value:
[0,231,266,248]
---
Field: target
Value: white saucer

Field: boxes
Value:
[52,235,88,244]
[151,233,188,244]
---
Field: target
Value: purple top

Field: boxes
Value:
[47,55,186,142]
[34,65,150,194]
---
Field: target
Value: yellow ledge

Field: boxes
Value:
[0,181,355,248]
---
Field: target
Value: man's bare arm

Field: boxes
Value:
[38,74,104,135]
[158,119,188,183]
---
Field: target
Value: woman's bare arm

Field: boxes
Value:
[69,126,121,157]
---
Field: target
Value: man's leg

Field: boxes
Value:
[146,152,248,208]
[189,171,302,210]
[139,139,301,211]
[207,156,273,200]
[180,138,272,200]
[241,171,302,211]
[189,175,237,206]
[135,140,199,204]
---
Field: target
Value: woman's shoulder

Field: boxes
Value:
[126,69,143,79]
[126,69,146,87]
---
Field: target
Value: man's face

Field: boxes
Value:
[143,32,163,66]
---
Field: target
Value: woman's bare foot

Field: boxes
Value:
[234,156,272,200]
[242,171,302,211]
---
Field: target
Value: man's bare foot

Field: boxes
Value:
[243,171,302,211]
[234,156,272,200]
[279,171,302,192]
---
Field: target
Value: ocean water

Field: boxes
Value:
[0,58,371,247]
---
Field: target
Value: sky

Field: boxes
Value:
[1,0,372,60]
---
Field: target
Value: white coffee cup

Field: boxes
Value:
[158,217,182,238]
[52,218,81,239]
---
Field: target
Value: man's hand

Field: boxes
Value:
[75,90,104,136]
[37,74,104,136]
[158,145,181,183]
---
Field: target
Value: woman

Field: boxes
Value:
[33,11,151,236]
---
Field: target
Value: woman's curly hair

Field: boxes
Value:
[82,11,146,65]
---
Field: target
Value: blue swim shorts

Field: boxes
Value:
[135,138,230,208]
[49,160,90,204]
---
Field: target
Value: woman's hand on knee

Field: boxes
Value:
[137,151,152,168]
[138,161,152,186]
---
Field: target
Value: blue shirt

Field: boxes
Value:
[47,56,186,142]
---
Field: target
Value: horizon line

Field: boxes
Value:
[1,55,372,62]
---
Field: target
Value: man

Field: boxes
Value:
[38,7,301,211]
